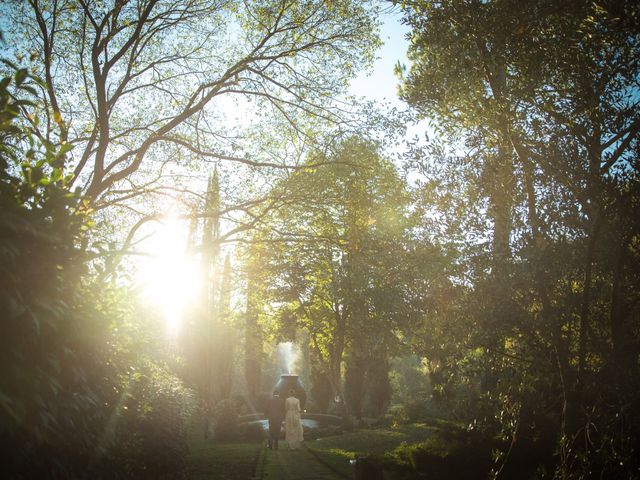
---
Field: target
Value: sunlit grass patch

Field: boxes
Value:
[324,447,357,459]
[305,423,443,477]
[310,422,440,455]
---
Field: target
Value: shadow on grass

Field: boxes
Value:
[186,437,262,480]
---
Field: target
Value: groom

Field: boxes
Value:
[265,392,286,449]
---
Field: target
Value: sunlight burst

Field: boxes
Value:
[139,215,200,336]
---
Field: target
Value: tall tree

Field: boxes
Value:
[243,138,416,416]
[214,253,234,402]
[182,170,236,407]
[0,60,196,480]
[4,0,380,206]
[399,1,640,476]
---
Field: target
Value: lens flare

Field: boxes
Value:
[139,215,199,335]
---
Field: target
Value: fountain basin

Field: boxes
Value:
[244,413,342,431]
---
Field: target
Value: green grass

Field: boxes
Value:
[186,437,262,480]
[305,423,442,477]
[183,419,462,479]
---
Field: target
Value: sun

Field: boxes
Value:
[137,214,200,335]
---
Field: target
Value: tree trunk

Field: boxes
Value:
[330,308,346,397]
[344,350,365,420]
[244,271,262,400]
[482,144,515,392]
[610,233,631,371]
[577,214,602,385]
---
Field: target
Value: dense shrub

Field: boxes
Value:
[363,357,392,418]
[310,371,333,413]
[212,399,239,441]
[238,421,267,442]
[106,364,195,478]
[386,398,431,426]
[391,433,492,480]
[0,66,114,478]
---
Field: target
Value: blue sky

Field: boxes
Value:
[349,9,411,109]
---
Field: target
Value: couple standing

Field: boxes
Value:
[265,390,303,450]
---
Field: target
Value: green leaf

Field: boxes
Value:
[51,168,63,183]
[15,69,28,86]
[58,142,74,155]
[14,99,36,108]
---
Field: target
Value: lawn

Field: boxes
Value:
[305,422,442,477]
[184,420,460,479]
[186,437,263,480]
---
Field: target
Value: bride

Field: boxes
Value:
[284,389,304,449]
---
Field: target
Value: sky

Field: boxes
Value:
[348,9,431,154]
[349,8,411,109]
[217,8,413,133]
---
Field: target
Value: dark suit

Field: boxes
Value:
[265,395,286,449]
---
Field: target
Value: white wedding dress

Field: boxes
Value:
[284,396,304,449]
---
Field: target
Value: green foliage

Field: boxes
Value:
[0,65,107,478]
[306,422,444,478]
[212,399,240,441]
[398,1,640,477]
[344,353,366,419]
[242,137,420,417]
[388,400,429,425]
[4,0,381,207]
[391,434,492,480]
[106,362,195,478]
[367,366,393,419]
[389,356,432,420]
[309,370,333,413]
[0,65,196,478]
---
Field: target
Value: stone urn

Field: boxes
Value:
[274,374,307,409]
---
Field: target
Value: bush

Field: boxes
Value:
[386,398,430,425]
[212,399,239,441]
[238,421,267,442]
[107,364,195,479]
[310,371,333,413]
[0,66,115,479]
[363,357,392,418]
[391,431,492,480]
